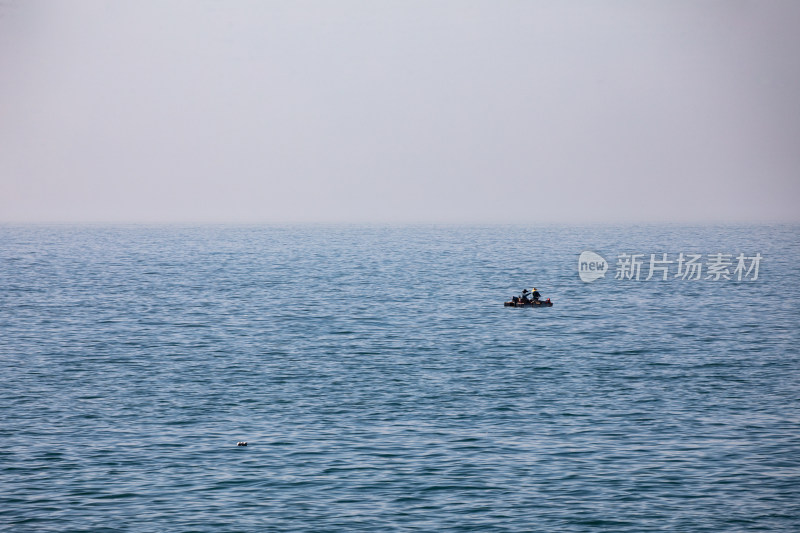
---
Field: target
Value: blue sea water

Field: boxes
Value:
[1,224,798,532]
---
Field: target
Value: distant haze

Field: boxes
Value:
[1,1,798,224]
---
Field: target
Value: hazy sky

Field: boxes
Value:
[1,1,798,223]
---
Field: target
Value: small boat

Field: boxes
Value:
[504,297,553,307]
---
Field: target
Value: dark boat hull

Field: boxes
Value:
[504,301,553,307]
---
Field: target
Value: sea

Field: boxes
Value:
[1,224,798,532]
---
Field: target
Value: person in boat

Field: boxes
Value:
[520,289,531,303]
[531,288,541,302]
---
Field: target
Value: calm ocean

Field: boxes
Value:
[1,224,798,532]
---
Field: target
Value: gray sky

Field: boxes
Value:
[1,0,798,223]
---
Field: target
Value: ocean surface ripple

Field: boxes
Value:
[1,225,798,531]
